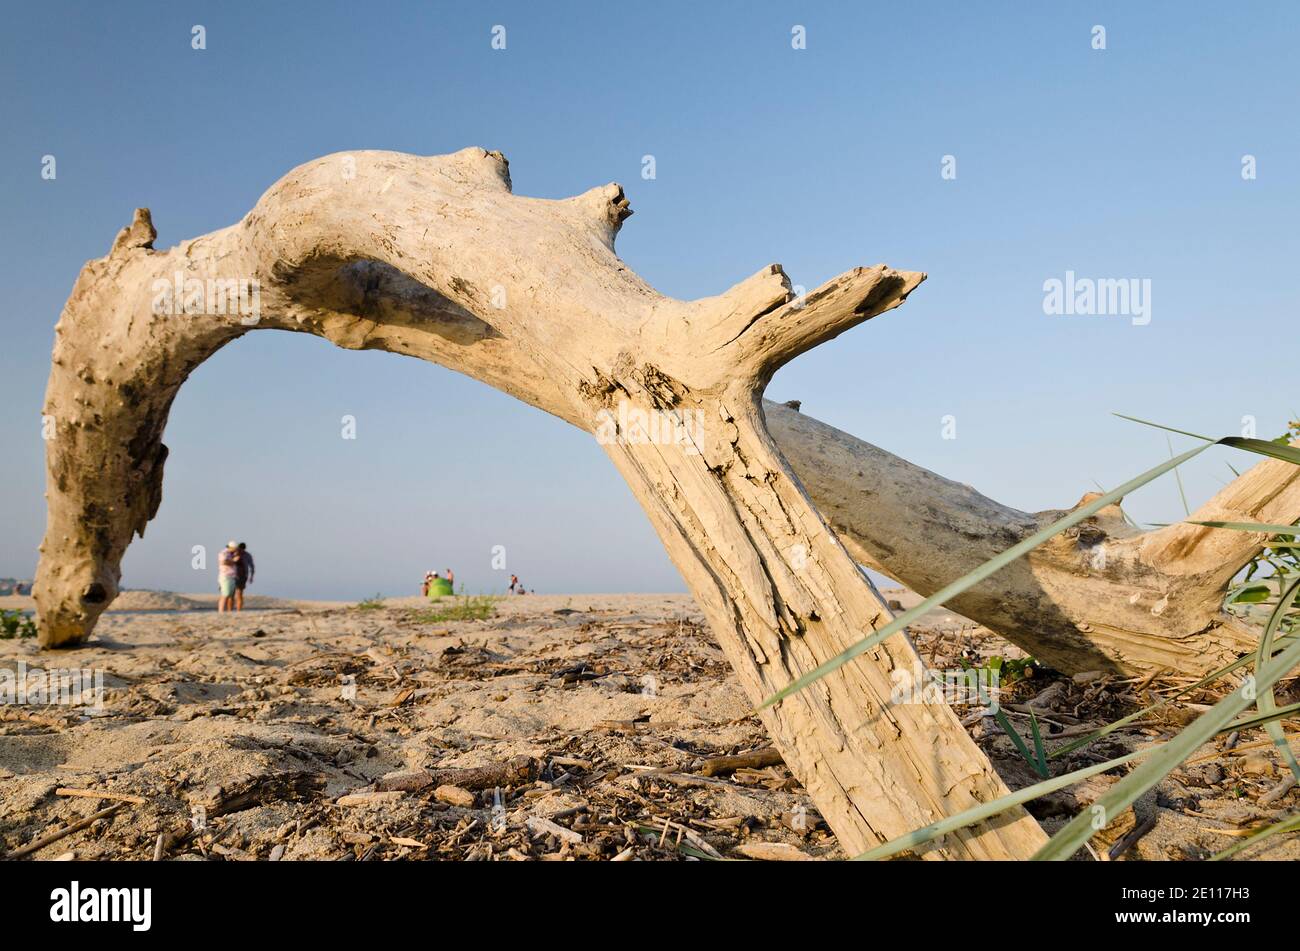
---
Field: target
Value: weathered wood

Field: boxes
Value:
[34,148,1047,858]
[190,770,325,818]
[735,841,817,861]
[434,785,477,808]
[3,803,123,860]
[698,747,784,777]
[55,787,148,805]
[526,815,583,845]
[36,157,1294,681]
[375,754,539,793]
[768,403,1296,676]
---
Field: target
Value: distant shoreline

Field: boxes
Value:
[0,590,712,616]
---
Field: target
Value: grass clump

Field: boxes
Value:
[759,413,1300,861]
[0,609,36,639]
[415,594,500,623]
[354,593,386,610]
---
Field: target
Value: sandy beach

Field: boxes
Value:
[3,589,1296,861]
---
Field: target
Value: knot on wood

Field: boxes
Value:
[577,369,626,409]
[632,364,687,410]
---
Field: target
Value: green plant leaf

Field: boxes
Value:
[1029,710,1048,776]
[855,703,1300,860]
[1031,585,1300,861]
[988,698,1047,778]
[1168,435,1191,517]
[1188,520,1300,535]
[1050,642,1296,759]
[757,441,1214,711]
[855,747,1148,860]
[1113,414,1300,466]
[1229,583,1274,604]
[1224,699,1300,732]
[1211,811,1300,862]
[762,414,1300,714]
[1251,577,1300,783]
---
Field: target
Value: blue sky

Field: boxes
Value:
[1,1,1297,599]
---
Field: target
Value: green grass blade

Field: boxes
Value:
[1113,414,1300,465]
[1251,577,1300,783]
[1047,706,1159,760]
[1049,642,1296,760]
[1224,699,1300,732]
[856,704,1300,861]
[970,679,1047,777]
[1219,436,1300,465]
[1031,595,1300,861]
[854,748,1149,861]
[1112,414,1211,442]
[757,442,1213,710]
[1168,436,1191,517]
[1187,520,1300,535]
[1210,811,1300,862]
[992,703,1046,778]
[1229,582,1274,604]
[1029,710,1048,776]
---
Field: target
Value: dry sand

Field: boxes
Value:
[0,590,315,614]
[1,590,1296,860]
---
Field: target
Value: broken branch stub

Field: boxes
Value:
[35,147,1046,858]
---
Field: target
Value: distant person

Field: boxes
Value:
[234,542,255,611]
[445,568,455,589]
[217,541,240,612]
[508,574,519,594]
[422,570,437,597]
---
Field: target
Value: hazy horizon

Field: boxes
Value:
[2,2,1297,600]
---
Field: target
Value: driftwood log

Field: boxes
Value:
[36,154,1295,683]
[769,405,1300,677]
[35,148,1293,853]
[35,147,1055,858]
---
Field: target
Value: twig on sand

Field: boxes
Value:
[3,803,124,860]
[55,787,147,805]
[624,772,733,790]
[634,819,725,859]
[191,770,326,818]
[734,841,817,861]
[373,755,538,793]
[1107,812,1157,861]
[525,816,583,845]
[336,791,403,807]
[698,747,784,777]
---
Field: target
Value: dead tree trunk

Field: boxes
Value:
[767,404,1299,677]
[34,148,1047,858]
